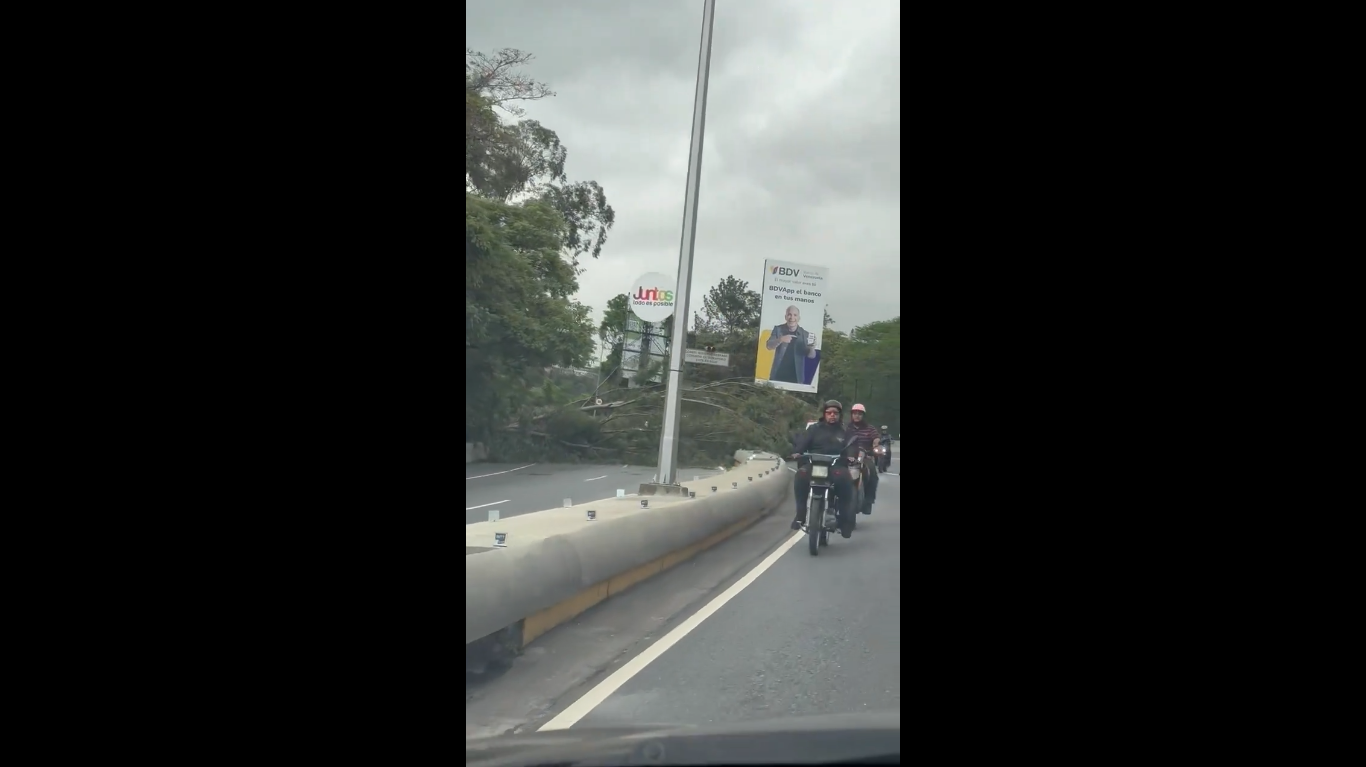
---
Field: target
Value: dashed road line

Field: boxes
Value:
[466,463,536,480]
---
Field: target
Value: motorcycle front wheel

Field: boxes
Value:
[808,496,823,556]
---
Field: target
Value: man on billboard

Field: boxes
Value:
[765,305,817,384]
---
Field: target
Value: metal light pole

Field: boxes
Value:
[655,0,717,486]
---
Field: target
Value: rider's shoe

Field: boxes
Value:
[792,508,806,530]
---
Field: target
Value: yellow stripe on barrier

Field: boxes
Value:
[520,510,772,647]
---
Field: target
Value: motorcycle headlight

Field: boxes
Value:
[811,465,829,478]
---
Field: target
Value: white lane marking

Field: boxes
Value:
[585,475,607,482]
[539,530,806,731]
[787,466,797,473]
[466,463,536,480]
[465,499,510,511]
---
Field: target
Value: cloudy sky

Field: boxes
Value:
[467,0,901,337]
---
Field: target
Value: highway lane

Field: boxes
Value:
[559,457,901,729]
[464,446,900,737]
[465,461,729,525]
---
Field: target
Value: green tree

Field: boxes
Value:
[466,48,615,264]
[466,195,595,440]
[817,316,901,434]
[598,293,631,384]
[690,276,763,383]
[466,49,613,443]
[693,276,761,339]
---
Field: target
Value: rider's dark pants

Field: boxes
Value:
[793,463,854,518]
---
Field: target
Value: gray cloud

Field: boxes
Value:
[467,0,901,335]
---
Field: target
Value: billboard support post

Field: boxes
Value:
[655,0,717,487]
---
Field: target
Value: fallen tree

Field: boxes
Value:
[486,375,819,466]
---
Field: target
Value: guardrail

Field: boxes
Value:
[466,451,791,672]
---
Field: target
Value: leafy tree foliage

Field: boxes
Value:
[693,276,761,338]
[466,195,595,440]
[688,277,764,384]
[466,49,613,441]
[597,293,631,385]
[816,317,901,435]
[466,48,615,264]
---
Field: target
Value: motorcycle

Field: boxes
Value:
[799,438,866,556]
[874,444,891,473]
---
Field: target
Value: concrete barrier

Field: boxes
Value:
[465,443,487,464]
[466,462,792,655]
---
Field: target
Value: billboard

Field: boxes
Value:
[684,348,730,367]
[755,259,828,393]
[623,272,675,386]
[628,271,676,324]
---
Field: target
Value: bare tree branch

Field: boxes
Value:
[465,48,556,116]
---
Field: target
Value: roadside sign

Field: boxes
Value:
[685,348,730,367]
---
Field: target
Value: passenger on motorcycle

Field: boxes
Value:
[846,404,881,514]
[789,400,855,531]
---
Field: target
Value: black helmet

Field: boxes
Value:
[822,400,842,413]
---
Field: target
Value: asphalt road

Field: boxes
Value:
[465,461,729,525]
[466,444,902,737]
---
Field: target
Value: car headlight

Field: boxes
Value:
[811,465,829,478]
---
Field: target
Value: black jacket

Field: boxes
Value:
[794,420,849,455]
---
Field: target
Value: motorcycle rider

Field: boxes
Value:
[789,400,855,531]
[846,404,881,514]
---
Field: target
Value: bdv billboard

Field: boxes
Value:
[754,259,827,394]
